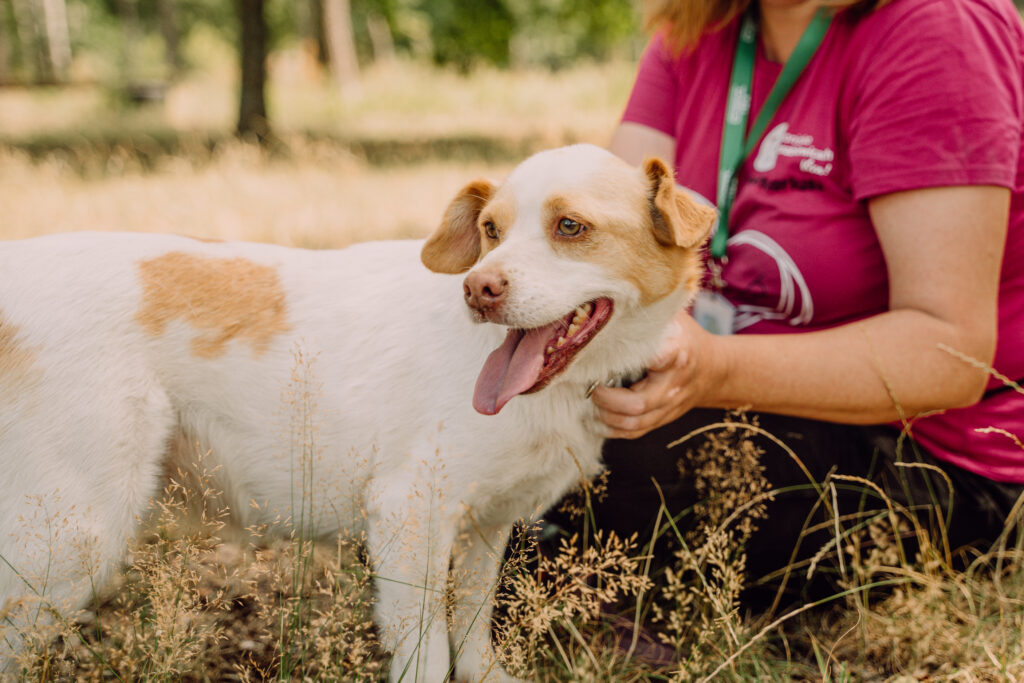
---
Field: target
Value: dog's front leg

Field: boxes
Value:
[450,521,526,683]
[367,473,457,683]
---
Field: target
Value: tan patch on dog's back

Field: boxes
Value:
[136,252,290,358]
[0,314,38,391]
[0,315,40,395]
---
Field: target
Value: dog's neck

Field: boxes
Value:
[561,288,694,399]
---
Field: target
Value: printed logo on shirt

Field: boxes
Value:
[747,176,824,192]
[727,230,815,330]
[752,123,834,177]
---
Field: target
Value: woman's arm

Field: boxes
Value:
[609,122,675,168]
[593,184,1009,438]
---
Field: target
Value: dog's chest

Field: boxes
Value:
[457,417,606,525]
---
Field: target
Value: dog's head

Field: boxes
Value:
[421,144,716,415]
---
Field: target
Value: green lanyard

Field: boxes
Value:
[711,8,832,260]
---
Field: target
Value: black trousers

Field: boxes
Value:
[545,409,1023,602]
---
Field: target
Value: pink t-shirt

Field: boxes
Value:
[622,0,1024,482]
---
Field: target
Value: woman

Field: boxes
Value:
[577,0,1024,597]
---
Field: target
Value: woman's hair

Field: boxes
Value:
[645,0,892,53]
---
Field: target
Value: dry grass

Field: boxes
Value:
[0,145,509,246]
[6,356,1024,680]
[4,62,1024,682]
[0,50,635,248]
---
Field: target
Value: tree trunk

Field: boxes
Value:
[157,0,183,79]
[10,0,50,83]
[0,4,11,84]
[237,0,269,140]
[2,0,27,81]
[39,0,68,80]
[298,0,328,66]
[366,13,394,65]
[322,0,360,97]
[118,0,139,83]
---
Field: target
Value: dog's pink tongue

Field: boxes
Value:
[473,323,558,415]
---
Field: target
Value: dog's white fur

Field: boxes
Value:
[0,144,713,681]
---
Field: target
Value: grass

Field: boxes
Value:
[11,397,1024,681]
[0,144,510,246]
[0,51,635,245]
[3,58,1024,681]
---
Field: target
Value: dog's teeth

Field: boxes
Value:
[567,323,579,337]
[583,302,593,315]
[546,345,555,355]
[572,314,584,326]
[556,336,567,348]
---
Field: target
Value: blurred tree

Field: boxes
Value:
[3,0,72,82]
[412,0,636,71]
[39,0,70,79]
[117,0,139,83]
[0,0,23,81]
[365,11,393,63]
[296,0,329,66]
[0,0,642,101]
[0,4,9,83]
[509,0,637,69]
[323,0,360,95]
[427,0,512,71]
[350,0,402,62]
[237,0,268,140]
[157,0,183,79]
[10,0,51,82]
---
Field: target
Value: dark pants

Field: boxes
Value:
[545,409,1023,603]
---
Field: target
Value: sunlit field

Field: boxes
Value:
[0,147,507,245]
[0,54,637,246]
[4,50,1024,682]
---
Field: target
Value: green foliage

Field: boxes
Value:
[508,0,639,68]
[2,0,639,86]
[350,0,402,60]
[415,0,639,70]
[425,0,514,70]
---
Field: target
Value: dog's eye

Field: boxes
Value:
[483,221,499,239]
[557,218,585,236]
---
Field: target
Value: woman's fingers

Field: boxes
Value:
[591,310,710,439]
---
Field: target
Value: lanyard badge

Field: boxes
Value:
[698,8,832,334]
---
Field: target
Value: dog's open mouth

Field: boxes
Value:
[473,297,614,415]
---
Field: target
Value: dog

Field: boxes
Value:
[0,144,714,681]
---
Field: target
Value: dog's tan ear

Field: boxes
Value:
[644,158,717,249]
[421,179,495,274]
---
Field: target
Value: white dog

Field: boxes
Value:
[0,144,713,681]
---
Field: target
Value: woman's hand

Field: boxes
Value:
[592,309,722,439]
